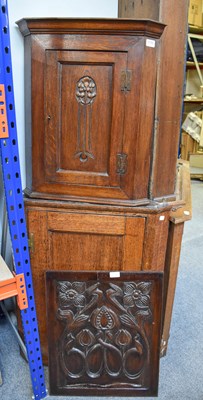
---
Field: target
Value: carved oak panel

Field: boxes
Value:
[46,271,163,396]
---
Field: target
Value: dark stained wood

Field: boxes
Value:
[17,18,165,205]
[46,270,163,396]
[118,0,160,20]
[17,18,165,37]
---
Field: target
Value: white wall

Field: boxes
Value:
[7,0,118,188]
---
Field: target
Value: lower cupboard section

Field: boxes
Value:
[22,202,170,364]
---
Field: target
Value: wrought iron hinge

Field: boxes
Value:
[121,70,132,91]
[28,233,35,253]
[117,153,128,175]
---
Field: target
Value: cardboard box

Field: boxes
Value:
[188,0,202,27]
[189,153,203,167]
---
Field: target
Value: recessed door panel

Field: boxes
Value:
[45,50,127,191]
[47,212,146,271]
[60,63,112,174]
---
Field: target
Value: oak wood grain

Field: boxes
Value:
[118,0,160,20]
[18,18,165,205]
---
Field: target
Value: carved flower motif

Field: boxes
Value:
[115,329,132,347]
[91,306,119,331]
[58,281,86,308]
[76,76,97,105]
[123,282,151,310]
[76,329,95,347]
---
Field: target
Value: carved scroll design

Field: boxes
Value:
[75,76,97,163]
[56,280,153,387]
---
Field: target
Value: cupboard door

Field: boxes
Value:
[43,38,157,203]
[46,270,163,397]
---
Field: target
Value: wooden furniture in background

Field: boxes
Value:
[161,160,192,355]
[118,0,160,20]
[181,131,199,160]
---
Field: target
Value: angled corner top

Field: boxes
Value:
[16,17,166,39]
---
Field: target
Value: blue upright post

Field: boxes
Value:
[0,1,47,398]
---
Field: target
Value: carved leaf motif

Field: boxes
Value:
[86,282,100,294]
[109,283,123,295]
[57,309,74,322]
[120,314,137,328]
[134,339,143,356]
[73,314,89,324]
[136,308,152,321]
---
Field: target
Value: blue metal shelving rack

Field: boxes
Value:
[0,1,47,398]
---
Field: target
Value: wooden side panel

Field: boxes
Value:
[118,0,160,20]
[151,0,189,199]
[161,222,184,356]
[46,271,163,397]
[123,217,145,269]
[121,37,159,200]
[118,0,189,199]
[25,209,49,358]
[142,212,169,271]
